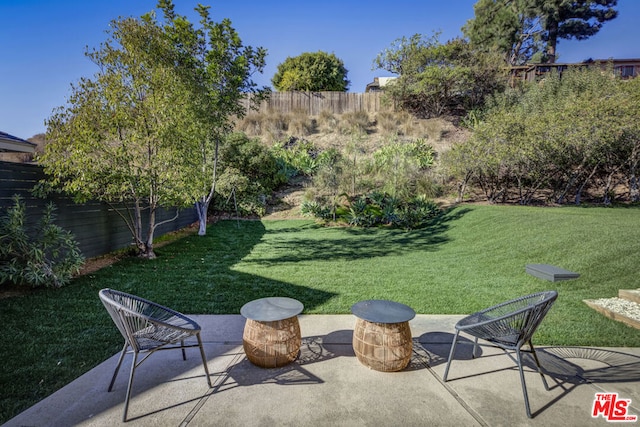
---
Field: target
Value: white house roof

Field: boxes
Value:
[376,77,396,87]
[365,76,398,92]
[0,131,36,153]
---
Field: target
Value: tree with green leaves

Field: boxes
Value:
[539,0,617,63]
[41,2,266,257]
[464,0,618,65]
[463,0,544,65]
[42,14,198,258]
[157,0,267,235]
[272,51,350,92]
[373,33,506,117]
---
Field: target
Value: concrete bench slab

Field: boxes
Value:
[526,264,580,282]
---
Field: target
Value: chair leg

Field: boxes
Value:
[197,332,213,388]
[108,343,129,392]
[515,347,533,418]
[528,341,550,391]
[472,337,480,358]
[122,351,139,422]
[181,339,187,361]
[443,330,461,382]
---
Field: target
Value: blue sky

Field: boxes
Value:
[1,0,638,139]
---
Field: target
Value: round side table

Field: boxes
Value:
[241,297,304,368]
[351,299,416,372]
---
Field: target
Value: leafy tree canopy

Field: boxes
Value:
[463,0,544,65]
[157,0,267,235]
[464,0,618,64]
[272,51,350,92]
[540,0,617,63]
[373,33,507,117]
[41,1,266,257]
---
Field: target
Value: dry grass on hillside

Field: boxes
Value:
[235,109,468,154]
[235,110,470,218]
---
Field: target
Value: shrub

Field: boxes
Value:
[215,133,285,216]
[372,138,435,198]
[393,195,441,230]
[300,200,332,220]
[346,195,382,227]
[303,191,441,230]
[0,195,84,288]
[271,137,321,177]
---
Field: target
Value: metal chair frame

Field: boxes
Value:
[99,288,212,421]
[443,290,558,418]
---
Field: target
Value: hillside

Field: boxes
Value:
[233,110,470,218]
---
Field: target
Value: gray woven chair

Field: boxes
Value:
[99,288,212,421]
[443,290,558,418]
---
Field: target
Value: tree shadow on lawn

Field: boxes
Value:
[92,220,337,315]
[251,207,473,265]
[72,206,473,314]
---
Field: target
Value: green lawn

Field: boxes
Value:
[2,204,639,423]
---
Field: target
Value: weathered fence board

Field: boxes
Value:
[0,161,197,258]
[241,91,387,115]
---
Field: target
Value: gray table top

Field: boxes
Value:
[351,299,416,323]
[241,297,304,322]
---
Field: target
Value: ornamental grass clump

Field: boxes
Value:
[0,195,84,288]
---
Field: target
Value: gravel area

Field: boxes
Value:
[590,297,640,322]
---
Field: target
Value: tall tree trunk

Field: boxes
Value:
[143,208,157,259]
[196,137,220,236]
[456,171,472,203]
[603,172,615,205]
[196,200,209,236]
[133,199,145,255]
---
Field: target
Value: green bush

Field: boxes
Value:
[271,137,321,177]
[371,138,435,198]
[346,195,383,227]
[0,195,84,288]
[392,195,441,230]
[303,191,441,230]
[214,133,286,216]
[300,200,332,220]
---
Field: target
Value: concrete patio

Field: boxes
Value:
[5,315,640,426]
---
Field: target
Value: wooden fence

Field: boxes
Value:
[0,161,197,258]
[241,91,388,115]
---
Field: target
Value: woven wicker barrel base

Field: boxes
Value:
[353,318,413,372]
[243,316,301,368]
